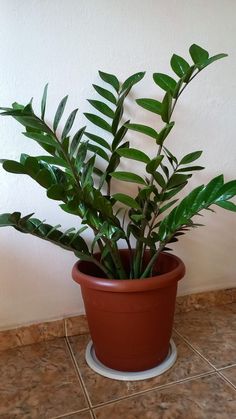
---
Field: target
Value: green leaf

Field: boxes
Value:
[113,193,140,209]
[110,171,146,185]
[84,113,112,133]
[70,126,86,157]
[146,155,164,173]
[153,171,166,188]
[36,169,53,188]
[98,70,119,92]
[180,151,202,165]
[136,98,162,115]
[87,100,115,118]
[161,91,172,123]
[120,71,145,93]
[215,201,236,212]
[112,122,128,151]
[111,103,123,135]
[177,166,204,172]
[125,123,158,140]
[199,53,228,69]
[159,199,178,214]
[84,132,110,150]
[35,155,69,169]
[2,160,26,174]
[170,54,190,77]
[23,131,59,150]
[182,65,196,83]
[87,143,109,161]
[189,44,209,66]
[53,95,68,132]
[93,84,117,104]
[153,73,177,94]
[168,174,190,189]
[41,83,48,120]
[47,184,65,200]
[62,108,78,139]
[117,147,150,163]
[157,122,175,145]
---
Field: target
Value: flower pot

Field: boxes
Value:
[72,250,185,372]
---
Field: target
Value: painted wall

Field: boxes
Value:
[0,0,235,329]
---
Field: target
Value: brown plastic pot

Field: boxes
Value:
[72,250,185,372]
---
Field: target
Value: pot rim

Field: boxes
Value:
[72,251,185,292]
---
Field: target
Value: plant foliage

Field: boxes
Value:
[0,44,234,279]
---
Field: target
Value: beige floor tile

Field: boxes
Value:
[94,374,236,419]
[0,338,88,418]
[220,365,236,387]
[174,303,236,368]
[69,332,213,406]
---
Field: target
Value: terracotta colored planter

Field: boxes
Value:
[72,250,185,372]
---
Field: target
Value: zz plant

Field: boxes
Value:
[0,44,235,279]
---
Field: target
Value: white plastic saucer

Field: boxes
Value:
[85,339,177,381]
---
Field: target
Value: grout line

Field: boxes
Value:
[65,337,96,419]
[51,408,92,419]
[91,371,215,410]
[173,329,236,392]
[173,328,218,371]
[216,370,236,391]
[217,363,236,371]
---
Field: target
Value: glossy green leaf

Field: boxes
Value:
[36,169,53,188]
[146,155,164,173]
[112,122,128,151]
[199,53,228,69]
[2,160,26,174]
[23,131,59,150]
[157,122,175,145]
[182,65,196,83]
[70,126,86,157]
[177,166,204,172]
[62,108,78,139]
[153,171,166,188]
[87,100,115,118]
[153,73,177,93]
[111,103,123,135]
[168,174,191,189]
[125,123,158,140]
[41,83,48,120]
[98,71,119,92]
[136,98,162,115]
[84,132,110,150]
[215,200,236,212]
[36,155,69,169]
[159,199,178,214]
[180,151,202,165]
[120,72,145,93]
[87,143,109,161]
[113,193,140,209]
[47,184,65,200]
[189,44,209,65]
[170,54,190,77]
[93,84,117,104]
[117,147,150,163]
[84,113,112,133]
[53,95,68,132]
[161,91,172,123]
[110,171,146,185]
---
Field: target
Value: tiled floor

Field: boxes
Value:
[1,303,236,418]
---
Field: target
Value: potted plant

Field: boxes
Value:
[0,44,235,377]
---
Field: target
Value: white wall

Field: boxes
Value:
[0,0,235,329]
